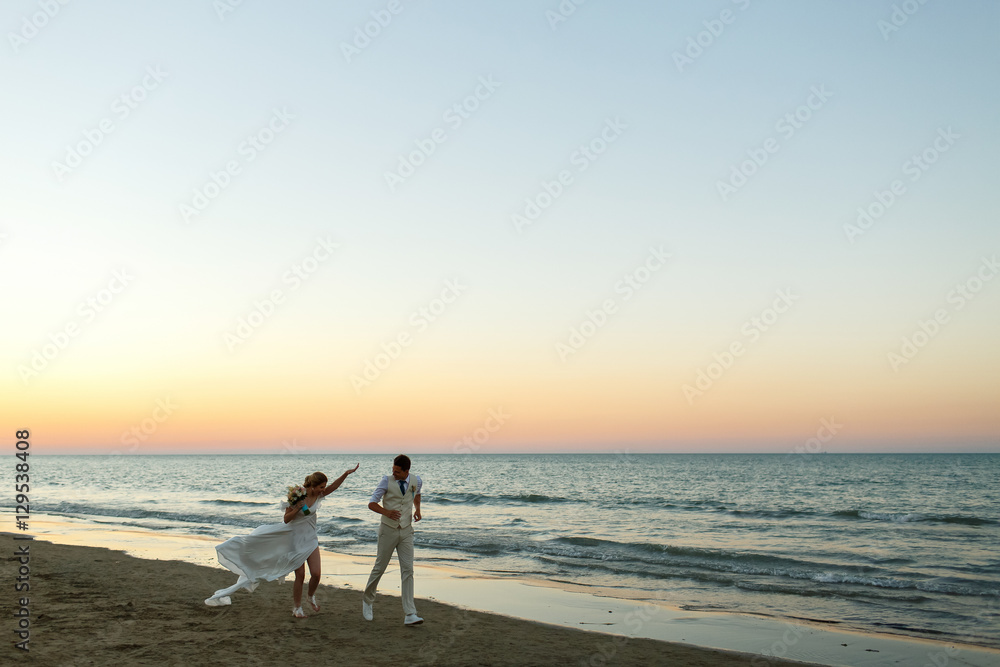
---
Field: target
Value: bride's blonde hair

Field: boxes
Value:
[304,471,327,488]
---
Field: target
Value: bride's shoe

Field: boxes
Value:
[309,595,320,612]
[292,606,306,618]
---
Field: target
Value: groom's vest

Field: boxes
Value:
[380,475,417,529]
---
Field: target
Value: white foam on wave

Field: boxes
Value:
[858,511,926,523]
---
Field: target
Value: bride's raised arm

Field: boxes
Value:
[322,464,359,496]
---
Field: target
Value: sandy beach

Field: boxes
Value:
[3,534,825,667]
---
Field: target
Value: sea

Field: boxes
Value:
[22,453,1000,649]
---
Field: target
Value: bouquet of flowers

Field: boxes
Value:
[287,485,307,506]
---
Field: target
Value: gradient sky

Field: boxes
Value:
[2,1,998,453]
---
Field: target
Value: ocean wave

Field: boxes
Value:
[316,521,370,538]
[201,499,274,506]
[425,492,571,505]
[732,579,929,602]
[610,499,997,528]
[727,508,817,520]
[418,536,511,556]
[536,554,934,603]
[39,502,269,530]
[543,537,877,587]
[621,498,732,512]
[612,499,821,521]
[511,493,570,503]
[914,579,1000,597]
[538,537,1000,598]
[620,498,681,508]
[550,537,819,570]
[427,493,484,504]
[39,501,373,528]
[811,572,910,588]
[833,510,996,525]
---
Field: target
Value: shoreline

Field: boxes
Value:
[5,516,1000,666]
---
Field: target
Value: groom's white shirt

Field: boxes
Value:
[369,473,423,503]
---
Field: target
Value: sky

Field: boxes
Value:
[1,0,998,454]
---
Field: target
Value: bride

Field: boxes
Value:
[204,465,359,617]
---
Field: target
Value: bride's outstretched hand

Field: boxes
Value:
[346,463,359,475]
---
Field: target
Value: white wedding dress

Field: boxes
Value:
[204,495,323,606]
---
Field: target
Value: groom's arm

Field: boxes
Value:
[367,501,401,521]
[413,475,422,521]
[367,501,400,520]
[367,476,401,520]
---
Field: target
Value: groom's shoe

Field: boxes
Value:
[404,614,424,626]
[362,600,373,621]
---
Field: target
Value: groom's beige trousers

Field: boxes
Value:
[363,523,416,615]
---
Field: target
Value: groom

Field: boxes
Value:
[363,454,423,625]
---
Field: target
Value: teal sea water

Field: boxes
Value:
[24,453,1000,648]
